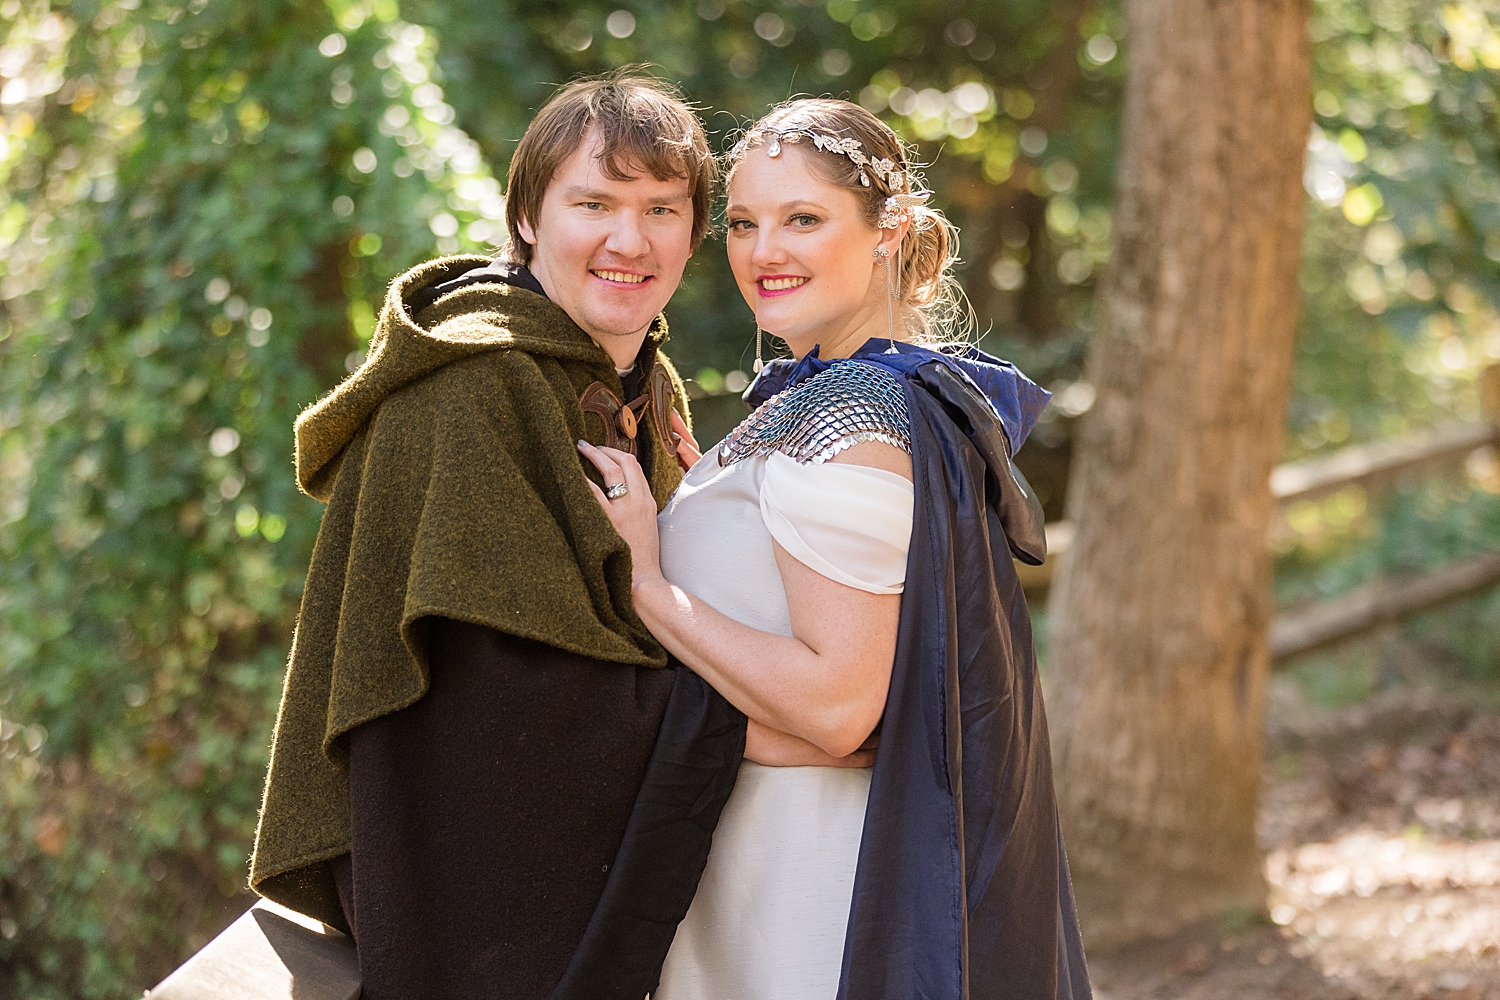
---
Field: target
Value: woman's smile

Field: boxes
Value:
[757,274,809,296]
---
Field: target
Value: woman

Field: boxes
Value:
[580,99,1091,1000]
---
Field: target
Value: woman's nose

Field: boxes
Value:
[751,231,785,267]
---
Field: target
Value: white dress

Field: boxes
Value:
[652,449,914,1000]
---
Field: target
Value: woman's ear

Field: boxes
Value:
[874,221,907,258]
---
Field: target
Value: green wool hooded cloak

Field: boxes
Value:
[249,255,691,926]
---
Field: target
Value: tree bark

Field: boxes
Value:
[1044,0,1312,947]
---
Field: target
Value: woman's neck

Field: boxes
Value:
[783,301,903,362]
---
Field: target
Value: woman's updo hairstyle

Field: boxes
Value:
[726,98,970,342]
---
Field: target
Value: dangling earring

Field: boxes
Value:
[878,193,928,351]
[892,235,904,354]
[873,245,898,354]
[894,233,904,302]
[753,325,764,373]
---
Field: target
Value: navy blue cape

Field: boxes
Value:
[551,341,1091,1000]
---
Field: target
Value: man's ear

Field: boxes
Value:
[516,213,538,247]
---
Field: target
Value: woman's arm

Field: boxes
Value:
[746,718,877,768]
[630,542,897,757]
[579,440,909,759]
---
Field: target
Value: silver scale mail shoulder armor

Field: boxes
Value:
[718,360,912,467]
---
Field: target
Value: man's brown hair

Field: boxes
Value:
[503,71,718,264]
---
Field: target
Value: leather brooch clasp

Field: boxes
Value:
[579,363,681,457]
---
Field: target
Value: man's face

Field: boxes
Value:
[518,133,695,360]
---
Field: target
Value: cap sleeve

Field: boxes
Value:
[759,451,914,594]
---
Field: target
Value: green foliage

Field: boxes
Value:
[1274,0,1500,680]
[1294,0,1499,454]
[0,0,500,992]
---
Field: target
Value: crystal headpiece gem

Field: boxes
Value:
[736,126,906,192]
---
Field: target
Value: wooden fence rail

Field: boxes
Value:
[1021,365,1500,664]
[1268,419,1498,506]
[1268,549,1500,662]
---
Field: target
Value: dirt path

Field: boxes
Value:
[1089,671,1500,1000]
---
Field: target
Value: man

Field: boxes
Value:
[249,75,745,1000]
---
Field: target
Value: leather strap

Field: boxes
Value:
[649,363,681,454]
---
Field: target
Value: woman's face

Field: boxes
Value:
[725,145,896,359]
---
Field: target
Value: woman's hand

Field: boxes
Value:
[670,410,702,471]
[577,441,664,586]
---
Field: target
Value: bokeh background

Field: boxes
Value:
[0,0,1497,996]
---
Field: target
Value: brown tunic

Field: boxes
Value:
[332,620,678,999]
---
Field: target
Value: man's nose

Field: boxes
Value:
[604,213,651,258]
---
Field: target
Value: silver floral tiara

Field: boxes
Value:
[733,126,907,192]
[733,125,934,230]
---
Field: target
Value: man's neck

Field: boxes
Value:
[592,326,652,371]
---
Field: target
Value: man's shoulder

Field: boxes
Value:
[353,349,576,491]
[380,347,563,418]
[371,346,606,466]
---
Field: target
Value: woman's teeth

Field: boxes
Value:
[594,270,647,283]
[760,277,807,291]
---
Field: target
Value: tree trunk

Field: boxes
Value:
[1044,0,1312,947]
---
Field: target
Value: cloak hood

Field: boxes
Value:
[295,254,674,501]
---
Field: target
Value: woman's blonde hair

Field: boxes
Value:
[725,98,972,343]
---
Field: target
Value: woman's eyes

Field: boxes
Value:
[727,215,819,231]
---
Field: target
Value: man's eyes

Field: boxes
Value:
[579,203,678,215]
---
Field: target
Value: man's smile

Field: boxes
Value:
[591,269,652,285]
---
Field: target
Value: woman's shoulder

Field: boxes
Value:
[719,360,910,467]
[827,439,911,482]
